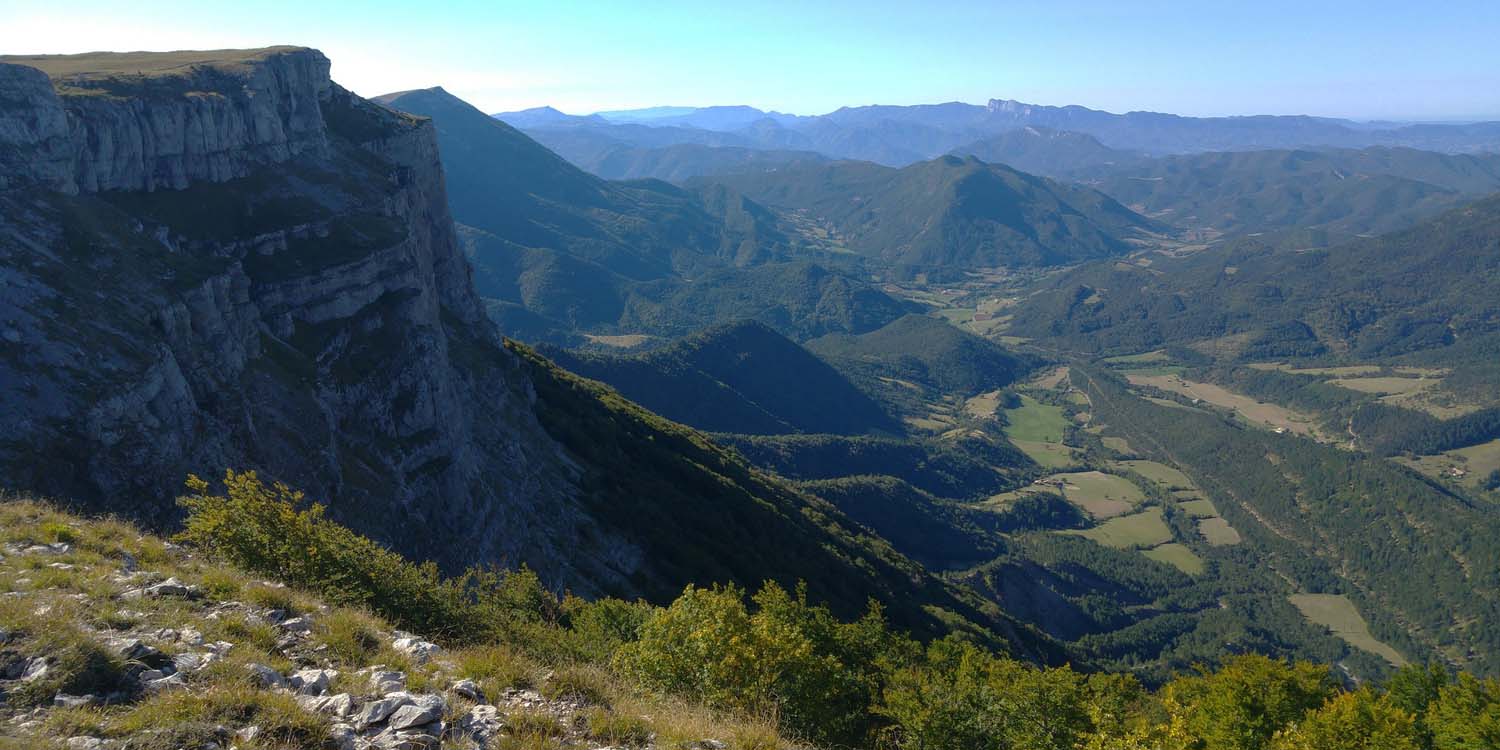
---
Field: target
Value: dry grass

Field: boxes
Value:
[1289,594,1406,667]
[1198,517,1242,546]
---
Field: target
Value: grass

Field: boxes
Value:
[1,47,306,79]
[1289,594,1406,667]
[585,707,655,747]
[1114,460,1195,490]
[542,663,613,706]
[1101,436,1135,456]
[1394,438,1500,490]
[1178,499,1221,519]
[1143,543,1205,575]
[1103,350,1169,365]
[1054,471,1147,519]
[1003,395,1069,443]
[1198,518,1242,546]
[1128,374,1322,438]
[455,644,542,698]
[1328,376,1436,395]
[1012,440,1082,469]
[1064,508,1173,549]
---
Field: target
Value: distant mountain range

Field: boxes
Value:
[496,98,1500,174]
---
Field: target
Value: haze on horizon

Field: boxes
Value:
[2,0,1498,122]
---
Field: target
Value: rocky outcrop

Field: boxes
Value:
[0,48,633,592]
[0,47,331,193]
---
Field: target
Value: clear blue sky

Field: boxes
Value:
[3,0,1498,120]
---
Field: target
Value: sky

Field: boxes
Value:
[3,0,1498,121]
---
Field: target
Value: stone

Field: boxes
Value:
[370,729,441,750]
[172,651,218,673]
[386,694,444,730]
[65,738,103,750]
[328,723,357,750]
[143,673,187,693]
[354,693,414,730]
[20,657,49,682]
[53,694,98,709]
[245,663,287,690]
[368,669,406,694]
[391,636,441,663]
[118,639,165,664]
[297,692,354,719]
[144,577,195,598]
[288,668,337,695]
[278,616,312,633]
[454,704,502,742]
[449,678,483,702]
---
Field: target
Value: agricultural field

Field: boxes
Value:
[1198,517,1242,546]
[1290,594,1407,667]
[964,390,1004,419]
[1029,366,1070,390]
[1047,470,1146,518]
[1115,459,1195,490]
[1102,436,1135,456]
[1003,395,1068,443]
[1395,438,1500,490]
[1144,543,1205,575]
[1104,350,1170,365]
[1178,499,1220,518]
[1012,440,1082,469]
[1065,507,1173,549]
[583,333,653,348]
[1127,374,1322,438]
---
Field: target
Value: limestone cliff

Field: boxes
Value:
[0,47,631,592]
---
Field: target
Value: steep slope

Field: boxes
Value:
[700,156,1154,277]
[382,88,911,342]
[1009,193,1500,358]
[807,314,1032,396]
[0,48,1047,646]
[540,321,901,435]
[950,126,1138,177]
[1077,147,1500,234]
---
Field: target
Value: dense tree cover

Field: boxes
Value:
[1075,366,1500,672]
[176,478,1500,749]
[540,320,901,436]
[695,155,1151,279]
[797,476,1007,570]
[717,432,1030,501]
[806,313,1034,398]
[1009,193,1500,359]
[1074,146,1500,236]
[506,342,1046,648]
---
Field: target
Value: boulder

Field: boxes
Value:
[289,668,337,695]
[245,662,287,690]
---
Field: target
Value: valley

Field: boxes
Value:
[4,21,1500,748]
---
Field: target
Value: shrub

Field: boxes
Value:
[616,581,900,747]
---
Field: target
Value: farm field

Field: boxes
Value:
[1144,543,1205,575]
[1127,373,1321,437]
[1198,517,1242,545]
[1115,459,1195,490]
[1004,395,1068,443]
[1329,376,1436,395]
[1395,438,1500,490]
[1049,471,1146,518]
[1178,499,1220,518]
[1065,507,1172,549]
[1012,440,1081,469]
[1102,436,1135,455]
[1290,594,1407,667]
[964,390,1004,419]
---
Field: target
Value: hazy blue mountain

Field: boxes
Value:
[950,126,1138,177]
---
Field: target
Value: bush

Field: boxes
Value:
[616,581,900,747]
[177,470,552,644]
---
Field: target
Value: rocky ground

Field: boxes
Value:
[0,500,777,750]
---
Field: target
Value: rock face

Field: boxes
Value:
[0,47,330,193]
[0,47,630,590]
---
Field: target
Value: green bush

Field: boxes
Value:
[616,581,901,747]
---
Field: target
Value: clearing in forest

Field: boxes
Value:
[1066,507,1173,548]
[1290,593,1407,667]
[1128,374,1320,437]
[1198,517,1242,545]
[1145,543,1205,575]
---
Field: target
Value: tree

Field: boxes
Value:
[1430,673,1500,750]
[1272,689,1422,750]
[1163,654,1336,750]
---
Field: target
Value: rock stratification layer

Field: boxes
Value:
[0,47,619,588]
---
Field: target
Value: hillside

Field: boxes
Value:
[569,142,828,182]
[0,48,1045,647]
[807,314,1033,397]
[540,321,900,436]
[1008,193,1500,359]
[950,126,1137,177]
[1077,146,1500,235]
[700,156,1155,277]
